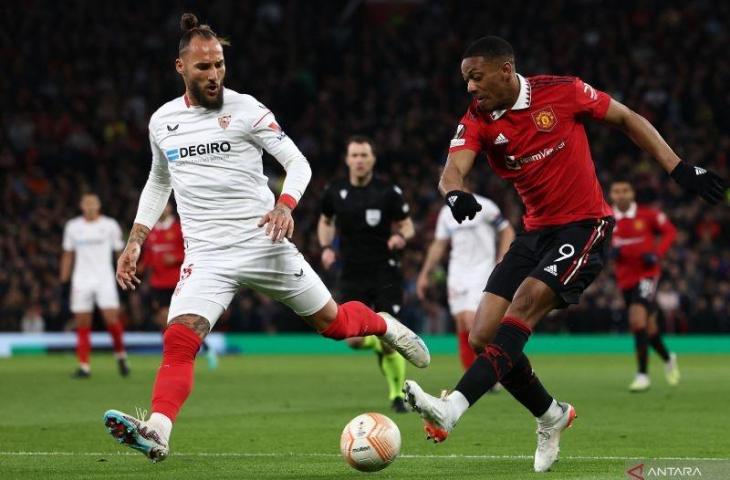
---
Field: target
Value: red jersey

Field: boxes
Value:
[611,203,676,290]
[142,217,185,289]
[449,74,613,231]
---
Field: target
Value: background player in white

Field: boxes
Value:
[417,188,514,370]
[103,13,429,463]
[60,192,129,378]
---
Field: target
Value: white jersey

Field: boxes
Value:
[140,88,311,254]
[435,194,508,287]
[63,216,124,287]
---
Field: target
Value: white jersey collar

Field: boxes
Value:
[613,202,637,220]
[490,74,531,121]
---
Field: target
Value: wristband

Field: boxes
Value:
[277,193,297,210]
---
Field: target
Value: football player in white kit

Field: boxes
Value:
[60,193,129,378]
[417,190,514,370]
[102,13,429,463]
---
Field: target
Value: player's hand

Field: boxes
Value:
[416,273,429,301]
[321,247,336,270]
[387,233,406,250]
[445,190,482,223]
[258,204,294,242]
[116,242,142,291]
[670,161,727,204]
[642,253,658,267]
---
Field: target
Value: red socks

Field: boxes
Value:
[106,322,126,355]
[319,301,387,339]
[458,330,477,370]
[151,324,202,422]
[76,326,91,365]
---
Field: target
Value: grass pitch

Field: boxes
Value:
[0,352,727,479]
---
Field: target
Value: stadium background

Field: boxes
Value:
[2,0,729,338]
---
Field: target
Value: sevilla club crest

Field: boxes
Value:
[218,114,232,130]
[532,107,557,132]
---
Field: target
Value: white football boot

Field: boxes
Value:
[403,381,467,443]
[104,409,169,462]
[664,353,680,386]
[378,313,430,368]
[629,373,651,392]
[534,401,577,472]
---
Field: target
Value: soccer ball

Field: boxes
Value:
[340,412,401,472]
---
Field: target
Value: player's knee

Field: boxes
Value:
[168,314,211,340]
[468,331,488,354]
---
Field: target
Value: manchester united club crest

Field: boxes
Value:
[634,219,645,230]
[218,114,232,130]
[532,107,557,132]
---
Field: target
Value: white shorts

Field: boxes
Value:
[168,234,331,328]
[71,281,120,313]
[447,282,484,316]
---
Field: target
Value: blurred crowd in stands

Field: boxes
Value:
[1,0,729,333]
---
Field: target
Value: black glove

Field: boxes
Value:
[642,252,658,267]
[670,161,726,204]
[445,190,482,223]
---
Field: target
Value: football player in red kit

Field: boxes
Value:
[609,180,679,392]
[403,36,726,473]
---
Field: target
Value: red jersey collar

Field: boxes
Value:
[613,202,637,220]
[490,73,531,121]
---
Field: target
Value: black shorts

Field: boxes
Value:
[622,277,658,313]
[486,217,614,307]
[150,287,176,309]
[339,260,403,316]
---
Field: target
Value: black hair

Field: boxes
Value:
[462,36,515,64]
[346,135,376,156]
[178,13,230,56]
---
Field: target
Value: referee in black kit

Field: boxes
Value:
[318,135,414,413]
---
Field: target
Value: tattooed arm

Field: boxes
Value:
[115,223,151,291]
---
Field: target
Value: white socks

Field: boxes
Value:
[447,390,470,419]
[538,399,563,424]
[148,413,173,444]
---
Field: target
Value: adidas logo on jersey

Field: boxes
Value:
[494,133,509,145]
[694,166,707,176]
[544,264,558,276]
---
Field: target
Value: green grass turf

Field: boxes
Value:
[0,353,727,479]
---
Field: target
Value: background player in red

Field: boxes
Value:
[140,201,218,368]
[610,180,679,392]
[403,36,725,473]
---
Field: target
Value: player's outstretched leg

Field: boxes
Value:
[104,315,205,461]
[315,300,429,368]
[403,315,532,442]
